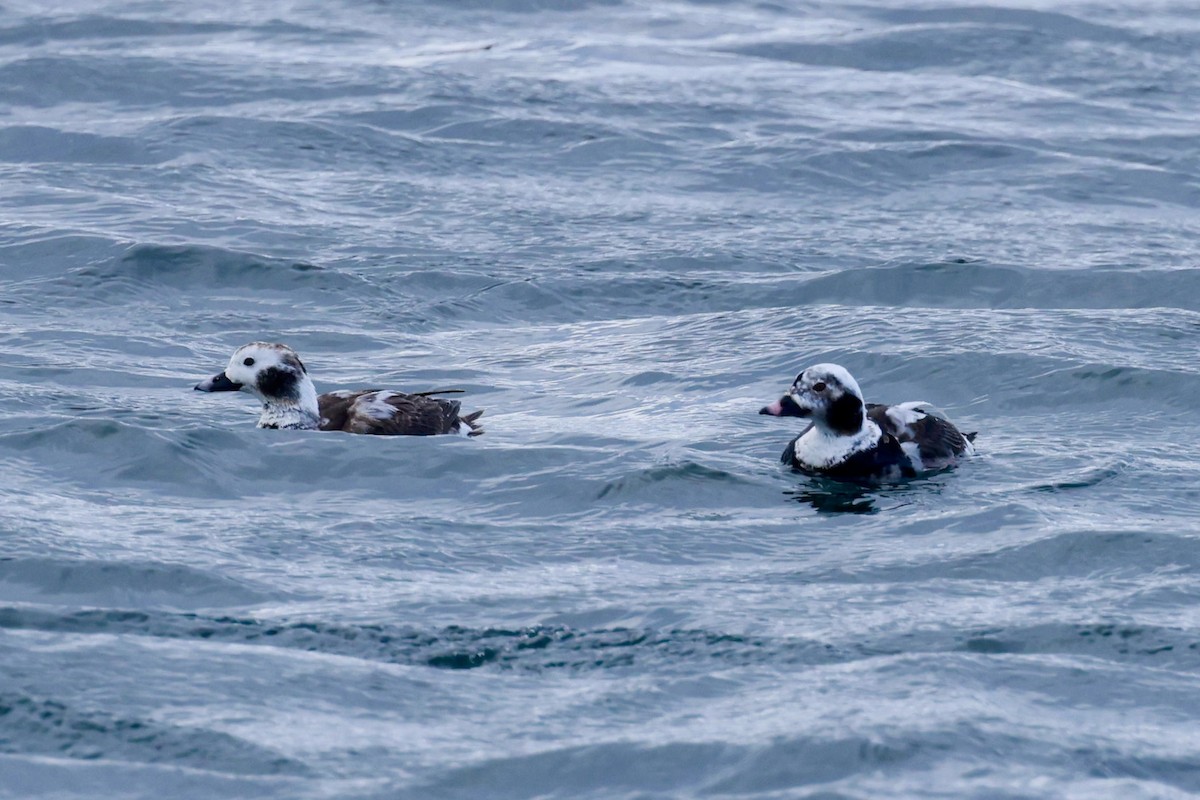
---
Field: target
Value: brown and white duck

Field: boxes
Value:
[760,363,974,481]
[195,342,482,436]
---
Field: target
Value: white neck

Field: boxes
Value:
[254,375,320,430]
[796,419,882,468]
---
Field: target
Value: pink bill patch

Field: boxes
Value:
[762,399,785,416]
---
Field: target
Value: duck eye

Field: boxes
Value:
[243,357,255,367]
[812,381,827,392]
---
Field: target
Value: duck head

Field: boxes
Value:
[760,362,866,436]
[195,342,320,429]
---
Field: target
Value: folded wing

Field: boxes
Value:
[319,390,481,436]
[868,401,973,467]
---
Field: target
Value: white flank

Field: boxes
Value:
[899,441,925,471]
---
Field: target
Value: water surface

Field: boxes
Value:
[2,1,1200,797]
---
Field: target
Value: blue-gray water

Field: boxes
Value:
[2,1,1199,797]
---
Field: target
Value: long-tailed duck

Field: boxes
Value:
[760,363,974,482]
[194,342,483,436]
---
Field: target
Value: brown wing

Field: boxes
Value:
[908,413,972,461]
[865,404,894,436]
[318,389,482,436]
[349,391,463,436]
[317,390,376,432]
[867,403,971,461]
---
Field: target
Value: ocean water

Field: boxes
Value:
[2,0,1200,797]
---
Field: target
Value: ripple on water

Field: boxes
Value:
[0,691,307,775]
[406,737,921,799]
[2,0,1200,796]
[6,601,1197,678]
[0,557,274,610]
[85,244,375,293]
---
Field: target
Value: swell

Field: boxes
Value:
[0,557,274,610]
[402,737,921,798]
[77,243,377,294]
[4,607,1196,674]
[399,720,1200,799]
[422,262,1200,327]
[0,690,306,775]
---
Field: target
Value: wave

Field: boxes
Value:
[4,605,1194,674]
[0,557,274,610]
[0,690,306,775]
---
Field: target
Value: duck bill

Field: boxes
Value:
[194,371,244,392]
[759,393,809,417]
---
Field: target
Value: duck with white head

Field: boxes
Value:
[195,342,483,436]
[760,363,974,482]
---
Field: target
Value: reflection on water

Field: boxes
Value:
[787,480,881,514]
[786,474,950,514]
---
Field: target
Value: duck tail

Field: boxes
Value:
[460,409,485,436]
[412,388,465,397]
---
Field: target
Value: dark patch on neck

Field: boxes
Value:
[257,366,299,401]
[281,352,306,374]
[826,392,864,435]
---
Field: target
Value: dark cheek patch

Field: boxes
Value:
[257,367,299,400]
[826,392,865,435]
